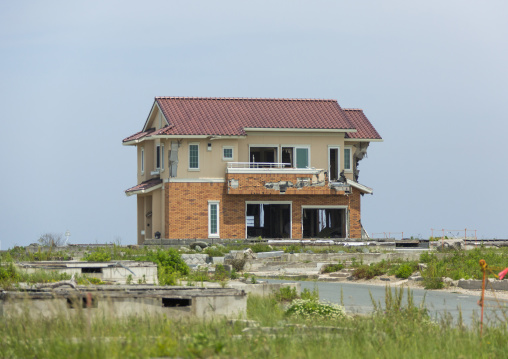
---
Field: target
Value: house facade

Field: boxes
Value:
[123,97,382,244]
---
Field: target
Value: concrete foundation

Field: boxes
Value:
[0,285,246,319]
[17,261,158,284]
[458,279,508,291]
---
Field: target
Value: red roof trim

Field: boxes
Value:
[125,178,162,194]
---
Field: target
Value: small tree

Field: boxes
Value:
[38,233,64,247]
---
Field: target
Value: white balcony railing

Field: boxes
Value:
[227,162,291,169]
[226,162,322,175]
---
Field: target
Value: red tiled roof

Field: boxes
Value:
[155,97,354,136]
[343,109,382,140]
[125,178,162,194]
[122,128,156,143]
[123,97,381,141]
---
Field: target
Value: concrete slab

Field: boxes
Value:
[0,286,247,319]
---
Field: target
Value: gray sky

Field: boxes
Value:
[1,1,507,249]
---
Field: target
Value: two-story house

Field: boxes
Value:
[123,97,382,244]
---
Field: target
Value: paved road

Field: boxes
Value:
[266,279,508,325]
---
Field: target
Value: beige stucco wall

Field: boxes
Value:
[171,134,357,180]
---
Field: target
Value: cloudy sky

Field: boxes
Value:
[1,1,507,249]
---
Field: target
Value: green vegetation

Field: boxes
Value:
[321,263,344,273]
[420,247,508,280]
[2,287,508,358]
[83,249,112,262]
[394,262,418,279]
[0,261,104,288]
[285,299,346,319]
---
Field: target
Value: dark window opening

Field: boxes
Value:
[246,204,291,238]
[81,267,103,274]
[329,148,339,181]
[302,208,347,238]
[249,147,277,164]
[156,145,161,169]
[162,298,192,307]
[67,296,98,309]
[281,147,293,167]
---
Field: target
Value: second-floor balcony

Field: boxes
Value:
[225,162,351,195]
[226,162,322,174]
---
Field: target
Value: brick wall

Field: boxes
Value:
[164,182,362,239]
[226,172,345,195]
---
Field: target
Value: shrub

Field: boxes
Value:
[230,259,246,272]
[83,250,111,262]
[321,263,344,273]
[395,263,415,279]
[286,299,345,320]
[274,286,298,302]
[249,243,272,253]
[353,262,388,279]
[204,247,228,257]
[301,288,319,301]
[230,269,239,279]
[213,264,228,281]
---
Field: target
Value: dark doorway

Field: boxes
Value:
[249,147,277,164]
[329,148,339,181]
[302,208,347,238]
[246,204,291,238]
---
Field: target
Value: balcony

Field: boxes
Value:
[226,162,321,174]
[225,162,351,195]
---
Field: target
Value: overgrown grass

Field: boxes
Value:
[420,247,508,280]
[2,289,507,358]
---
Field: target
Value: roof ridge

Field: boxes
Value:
[343,108,364,111]
[155,96,337,102]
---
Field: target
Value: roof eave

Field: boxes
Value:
[125,183,162,197]
[243,128,357,133]
[345,138,384,142]
[346,179,373,194]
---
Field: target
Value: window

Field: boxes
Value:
[295,147,309,168]
[344,147,352,172]
[328,146,340,181]
[223,146,234,160]
[189,143,199,170]
[156,144,161,169]
[161,143,165,171]
[141,147,144,173]
[281,146,310,168]
[208,201,219,237]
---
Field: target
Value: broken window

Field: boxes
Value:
[302,208,347,238]
[249,147,277,164]
[246,203,291,238]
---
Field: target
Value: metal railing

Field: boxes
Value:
[227,162,292,169]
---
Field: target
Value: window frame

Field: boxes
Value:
[156,144,161,170]
[344,146,353,173]
[222,146,234,161]
[140,147,145,174]
[208,200,220,238]
[161,143,165,171]
[328,145,340,180]
[188,143,200,171]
